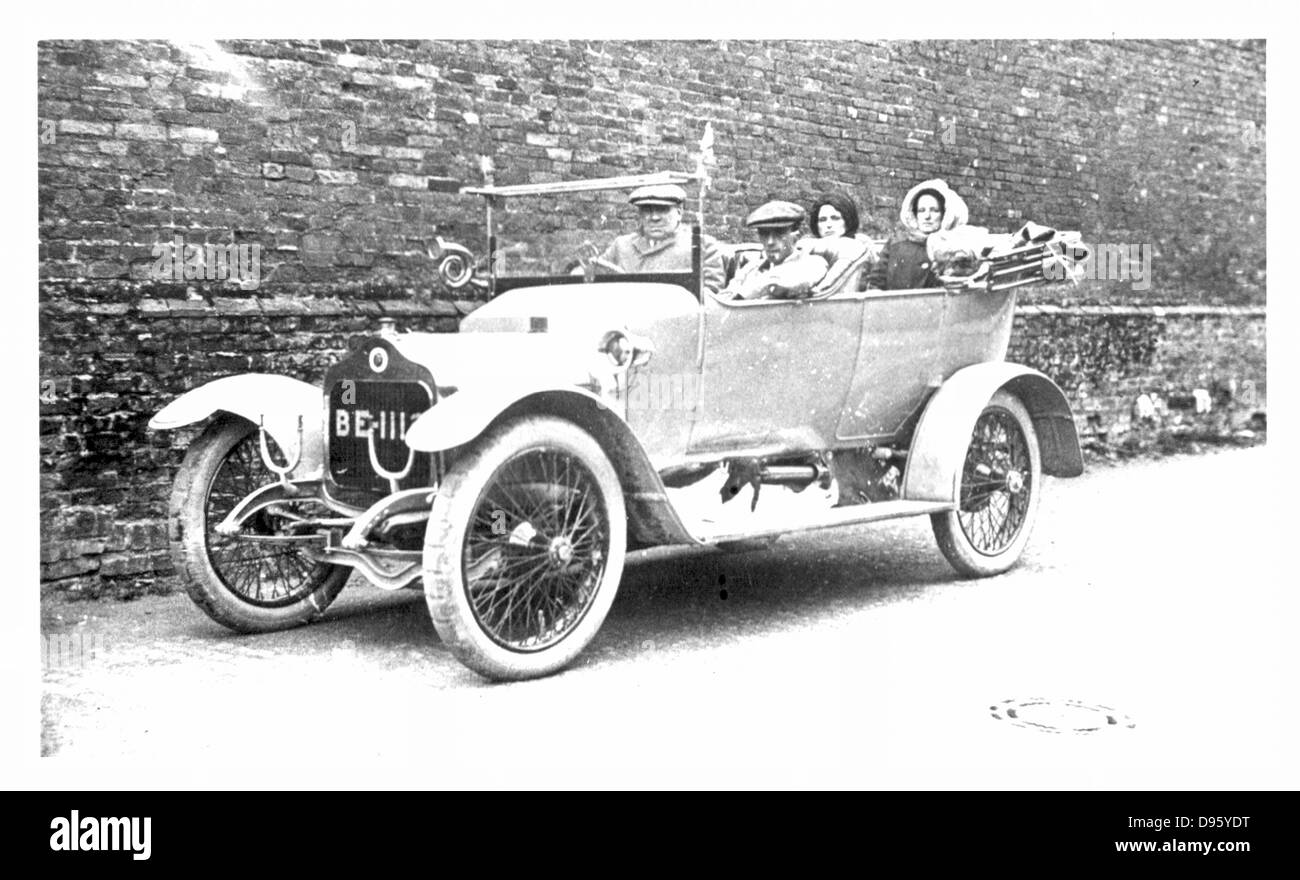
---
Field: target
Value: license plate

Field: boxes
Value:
[327,380,433,492]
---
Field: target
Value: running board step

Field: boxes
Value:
[688,499,955,545]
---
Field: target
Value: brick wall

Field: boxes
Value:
[39,299,460,592]
[1009,305,1266,452]
[37,39,1266,594]
[39,39,1264,302]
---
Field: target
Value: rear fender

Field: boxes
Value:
[148,374,324,479]
[902,362,1083,503]
[409,387,696,548]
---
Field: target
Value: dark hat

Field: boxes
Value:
[744,200,806,230]
[628,184,687,206]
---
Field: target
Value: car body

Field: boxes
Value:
[150,170,1086,680]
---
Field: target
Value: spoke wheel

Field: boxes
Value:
[424,417,625,681]
[956,407,1033,554]
[464,451,609,651]
[931,390,1042,577]
[170,416,349,631]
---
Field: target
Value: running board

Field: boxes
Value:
[688,500,955,545]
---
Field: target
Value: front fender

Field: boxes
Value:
[902,362,1083,503]
[148,374,324,479]
[406,384,614,453]
[408,385,696,548]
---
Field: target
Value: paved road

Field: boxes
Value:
[36,446,1296,787]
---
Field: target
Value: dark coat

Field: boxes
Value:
[865,235,937,290]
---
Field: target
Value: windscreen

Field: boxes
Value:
[487,190,711,279]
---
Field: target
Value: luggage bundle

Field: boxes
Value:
[928,222,1090,291]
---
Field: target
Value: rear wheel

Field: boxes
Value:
[931,390,1042,577]
[169,416,350,631]
[423,416,626,681]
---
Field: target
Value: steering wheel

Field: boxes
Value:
[589,256,625,274]
[575,241,625,276]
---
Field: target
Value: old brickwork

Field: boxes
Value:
[38,39,1265,302]
[1008,305,1266,450]
[37,39,1266,593]
[39,299,460,588]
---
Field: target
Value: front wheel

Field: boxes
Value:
[169,415,350,632]
[423,416,626,681]
[931,390,1042,577]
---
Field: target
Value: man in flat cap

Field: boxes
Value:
[577,183,725,292]
[724,200,831,300]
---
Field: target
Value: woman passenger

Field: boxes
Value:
[864,178,969,290]
[809,192,864,241]
[803,192,879,292]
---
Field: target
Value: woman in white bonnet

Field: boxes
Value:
[864,178,969,290]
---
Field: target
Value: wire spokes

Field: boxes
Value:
[957,408,1032,555]
[464,448,609,651]
[204,429,334,607]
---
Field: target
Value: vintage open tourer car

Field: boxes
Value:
[150,170,1087,680]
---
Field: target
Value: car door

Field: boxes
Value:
[834,288,947,442]
[688,295,863,457]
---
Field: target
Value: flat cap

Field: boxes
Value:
[629,183,687,206]
[744,200,806,229]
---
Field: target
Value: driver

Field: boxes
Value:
[577,184,725,292]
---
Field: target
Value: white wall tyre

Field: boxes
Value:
[931,390,1042,577]
[423,416,627,681]
[169,416,350,632]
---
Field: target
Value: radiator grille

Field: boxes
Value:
[327,380,434,494]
